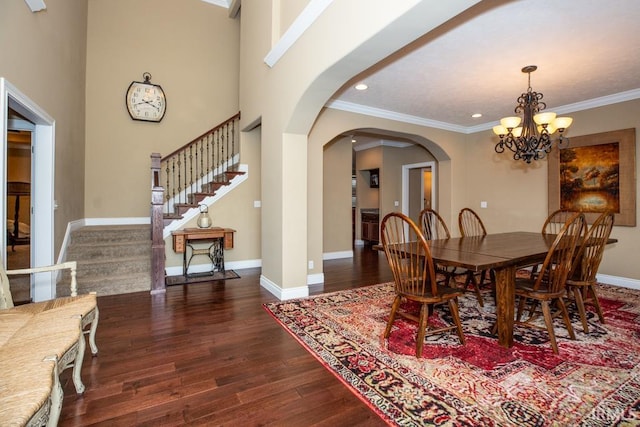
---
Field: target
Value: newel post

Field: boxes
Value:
[150,153,166,294]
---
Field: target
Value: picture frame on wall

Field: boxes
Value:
[547,128,636,226]
[370,169,379,188]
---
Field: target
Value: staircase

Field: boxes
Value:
[62,224,151,296]
[150,112,243,292]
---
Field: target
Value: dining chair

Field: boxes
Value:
[542,209,576,234]
[457,208,494,306]
[514,211,586,354]
[565,211,614,333]
[381,212,465,358]
[530,208,576,279]
[418,208,457,285]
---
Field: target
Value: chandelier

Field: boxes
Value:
[493,65,573,163]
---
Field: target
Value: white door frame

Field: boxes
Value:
[1,78,56,301]
[402,161,436,216]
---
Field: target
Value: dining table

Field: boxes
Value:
[423,231,561,348]
[376,230,618,348]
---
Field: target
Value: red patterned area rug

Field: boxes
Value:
[263,279,640,426]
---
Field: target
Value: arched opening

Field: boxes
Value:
[320,125,452,265]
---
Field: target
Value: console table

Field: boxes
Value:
[172,227,235,277]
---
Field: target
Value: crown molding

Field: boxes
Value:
[352,139,412,152]
[326,99,468,133]
[328,88,640,135]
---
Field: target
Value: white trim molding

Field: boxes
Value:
[327,88,640,135]
[163,163,248,240]
[597,274,640,291]
[260,274,309,300]
[307,273,324,285]
[264,0,334,67]
[24,0,46,12]
[323,250,353,260]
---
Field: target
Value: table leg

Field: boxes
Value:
[183,248,188,277]
[494,266,515,348]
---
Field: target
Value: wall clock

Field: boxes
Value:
[125,72,166,122]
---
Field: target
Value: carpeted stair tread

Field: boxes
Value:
[67,241,151,259]
[70,225,150,244]
[66,257,151,279]
[65,225,152,296]
[58,271,151,297]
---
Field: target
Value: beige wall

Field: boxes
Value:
[464,99,640,280]
[308,107,467,276]
[5,1,636,289]
[381,144,434,220]
[84,0,240,218]
[242,0,480,290]
[322,137,352,253]
[355,147,382,210]
[310,97,640,283]
[0,0,88,255]
[164,125,263,269]
[279,0,311,38]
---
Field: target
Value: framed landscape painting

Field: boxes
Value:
[548,128,636,226]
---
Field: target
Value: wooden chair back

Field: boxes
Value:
[418,208,451,240]
[458,208,487,237]
[542,209,576,234]
[570,211,614,283]
[381,212,438,299]
[534,212,586,293]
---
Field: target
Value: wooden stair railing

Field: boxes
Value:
[150,113,241,292]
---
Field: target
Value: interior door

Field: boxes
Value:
[6,121,33,268]
[2,78,56,302]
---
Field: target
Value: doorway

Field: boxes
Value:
[402,161,436,219]
[1,78,56,302]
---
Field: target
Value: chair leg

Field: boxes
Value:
[588,284,606,325]
[384,295,401,339]
[557,297,576,340]
[72,322,86,395]
[571,286,589,333]
[448,298,465,345]
[83,306,100,355]
[529,264,539,280]
[516,296,526,321]
[416,303,430,358]
[465,271,484,307]
[541,301,559,354]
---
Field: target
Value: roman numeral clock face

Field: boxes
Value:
[126,73,166,122]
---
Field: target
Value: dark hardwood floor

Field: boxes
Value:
[59,245,393,426]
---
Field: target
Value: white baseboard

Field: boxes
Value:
[260,274,309,300]
[226,259,262,270]
[597,273,640,290]
[323,250,353,260]
[165,259,262,277]
[307,273,324,285]
[84,217,150,226]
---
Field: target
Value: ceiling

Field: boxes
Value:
[329,0,640,146]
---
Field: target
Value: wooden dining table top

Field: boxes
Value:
[426,231,557,271]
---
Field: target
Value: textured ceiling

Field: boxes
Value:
[330,0,640,135]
